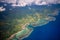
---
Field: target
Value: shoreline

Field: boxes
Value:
[7,25,33,40]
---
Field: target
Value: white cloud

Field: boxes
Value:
[0,6,6,12]
[0,0,60,7]
[35,1,47,5]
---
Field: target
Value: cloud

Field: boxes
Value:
[0,6,6,12]
[0,0,60,7]
[34,1,47,5]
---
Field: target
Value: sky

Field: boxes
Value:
[0,0,60,7]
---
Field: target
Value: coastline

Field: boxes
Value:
[7,25,33,40]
